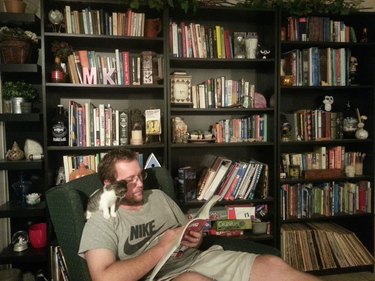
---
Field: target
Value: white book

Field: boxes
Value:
[203,158,232,200]
[99,104,105,146]
[64,6,72,34]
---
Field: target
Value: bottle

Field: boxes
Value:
[51,56,64,83]
[51,104,68,146]
[11,172,32,206]
[342,101,358,139]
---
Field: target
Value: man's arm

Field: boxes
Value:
[85,227,184,281]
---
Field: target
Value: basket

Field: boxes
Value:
[0,40,30,64]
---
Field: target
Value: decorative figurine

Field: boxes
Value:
[260,49,271,59]
[323,96,334,112]
[349,56,358,85]
[355,108,369,140]
[360,27,368,43]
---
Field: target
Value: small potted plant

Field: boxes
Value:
[0,26,38,64]
[2,81,38,114]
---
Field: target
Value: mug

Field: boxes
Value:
[29,223,47,248]
[145,18,162,38]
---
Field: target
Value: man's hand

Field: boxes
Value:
[181,230,203,248]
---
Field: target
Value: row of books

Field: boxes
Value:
[191,77,256,109]
[281,222,375,271]
[170,21,252,59]
[67,100,162,148]
[282,47,350,86]
[195,155,269,202]
[212,114,268,143]
[50,245,70,281]
[64,6,146,37]
[280,181,372,220]
[283,110,343,141]
[68,101,128,147]
[61,153,145,183]
[67,50,163,86]
[280,146,364,176]
[285,16,357,42]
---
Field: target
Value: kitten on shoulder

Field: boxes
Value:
[86,180,127,219]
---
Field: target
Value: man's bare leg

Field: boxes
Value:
[250,255,322,281]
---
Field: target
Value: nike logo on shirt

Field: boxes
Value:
[124,223,165,255]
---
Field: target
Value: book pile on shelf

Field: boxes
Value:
[281,222,375,272]
[280,147,365,176]
[50,245,70,281]
[212,114,267,143]
[66,49,163,85]
[193,154,268,202]
[285,16,357,42]
[186,204,258,237]
[281,47,351,86]
[280,180,372,220]
[282,110,343,141]
[191,76,256,109]
[64,5,146,37]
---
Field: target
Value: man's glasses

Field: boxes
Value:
[124,171,147,188]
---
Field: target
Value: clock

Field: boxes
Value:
[170,73,192,105]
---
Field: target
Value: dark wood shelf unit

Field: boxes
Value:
[47,143,165,151]
[0,12,37,25]
[0,201,45,218]
[0,64,40,73]
[0,244,48,264]
[0,159,43,170]
[0,113,41,122]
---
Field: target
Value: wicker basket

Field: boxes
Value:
[0,40,30,64]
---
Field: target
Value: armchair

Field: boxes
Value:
[46,167,279,281]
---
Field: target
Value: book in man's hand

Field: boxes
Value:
[149,194,221,281]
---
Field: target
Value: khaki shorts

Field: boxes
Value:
[157,245,257,281]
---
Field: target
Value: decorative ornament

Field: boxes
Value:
[24,139,43,160]
[48,9,64,32]
[12,231,29,252]
[323,96,334,111]
[349,56,358,85]
[69,162,95,182]
[355,108,368,140]
[6,142,25,161]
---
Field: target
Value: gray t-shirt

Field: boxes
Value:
[79,189,200,279]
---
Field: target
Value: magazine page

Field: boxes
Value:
[149,195,221,280]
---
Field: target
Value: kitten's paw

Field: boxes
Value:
[86,212,92,219]
[111,213,117,218]
[103,213,110,219]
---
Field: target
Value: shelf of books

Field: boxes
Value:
[167,7,278,247]
[278,12,375,273]
[43,0,167,186]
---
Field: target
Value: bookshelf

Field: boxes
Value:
[167,7,278,248]
[277,11,375,273]
[42,0,167,189]
[0,10,47,272]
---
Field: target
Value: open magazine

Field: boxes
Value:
[149,194,222,281]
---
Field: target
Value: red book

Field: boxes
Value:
[122,51,130,85]
[224,173,240,201]
[223,30,232,59]
[358,181,368,213]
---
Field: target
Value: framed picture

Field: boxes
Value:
[170,73,192,105]
[288,165,301,179]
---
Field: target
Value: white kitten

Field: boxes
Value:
[86,180,127,219]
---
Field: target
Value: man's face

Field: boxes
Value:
[114,159,144,205]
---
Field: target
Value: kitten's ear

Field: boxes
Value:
[103,180,111,190]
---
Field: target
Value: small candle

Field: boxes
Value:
[131,130,143,145]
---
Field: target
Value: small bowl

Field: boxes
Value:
[190,134,200,140]
[26,193,41,205]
